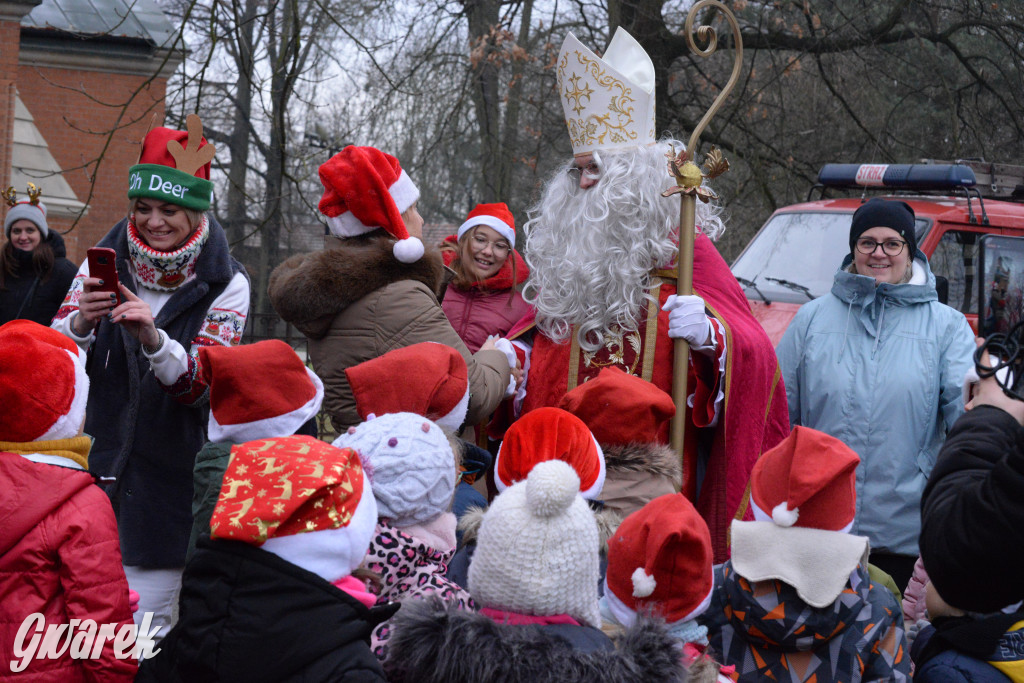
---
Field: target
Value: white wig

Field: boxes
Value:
[523,139,725,353]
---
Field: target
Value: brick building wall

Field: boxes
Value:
[16,64,167,262]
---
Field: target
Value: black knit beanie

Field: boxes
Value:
[849,198,917,256]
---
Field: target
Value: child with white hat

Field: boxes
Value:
[383,459,687,682]
[699,426,910,682]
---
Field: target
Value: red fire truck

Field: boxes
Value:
[730,161,1024,345]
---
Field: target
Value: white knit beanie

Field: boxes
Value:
[468,459,601,628]
[332,412,456,528]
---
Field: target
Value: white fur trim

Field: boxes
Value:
[262,470,377,583]
[326,211,375,238]
[751,496,854,534]
[580,435,606,500]
[772,502,799,527]
[393,236,425,263]
[388,169,420,214]
[602,576,638,627]
[207,368,324,444]
[39,349,89,441]
[457,214,515,247]
[731,520,869,608]
[435,386,470,433]
[631,567,656,597]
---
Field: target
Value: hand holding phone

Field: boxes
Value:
[86,248,121,305]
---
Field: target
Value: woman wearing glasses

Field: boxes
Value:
[777,197,975,589]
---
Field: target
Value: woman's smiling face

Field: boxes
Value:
[463,225,511,280]
[853,226,911,285]
[133,198,195,252]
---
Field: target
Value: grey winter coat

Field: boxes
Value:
[382,598,687,683]
[777,253,975,556]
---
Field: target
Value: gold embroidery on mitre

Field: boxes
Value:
[557,28,656,155]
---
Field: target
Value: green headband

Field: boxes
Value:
[128,164,213,211]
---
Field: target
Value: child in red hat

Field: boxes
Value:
[268,146,515,435]
[0,321,137,682]
[699,426,910,682]
[136,436,391,682]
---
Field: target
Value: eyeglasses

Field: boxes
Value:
[471,232,511,255]
[855,238,908,256]
[566,160,601,182]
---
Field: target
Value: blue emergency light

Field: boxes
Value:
[818,164,977,191]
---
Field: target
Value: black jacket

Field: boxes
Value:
[920,405,1024,612]
[137,537,396,683]
[383,598,686,683]
[0,231,77,325]
[86,216,246,567]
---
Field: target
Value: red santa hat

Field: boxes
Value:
[344,342,469,432]
[603,493,714,626]
[457,202,516,247]
[558,367,675,446]
[494,407,605,499]
[750,426,860,532]
[210,435,377,583]
[317,146,423,263]
[199,340,324,444]
[0,320,88,444]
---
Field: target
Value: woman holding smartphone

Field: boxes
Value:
[52,115,249,638]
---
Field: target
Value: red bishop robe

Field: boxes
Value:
[515,233,790,561]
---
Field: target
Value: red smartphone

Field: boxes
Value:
[86,247,121,304]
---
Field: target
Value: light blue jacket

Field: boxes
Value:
[777,253,975,556]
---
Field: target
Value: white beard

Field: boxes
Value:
[523,140,725,353]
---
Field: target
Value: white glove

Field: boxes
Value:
[662,294,713,348]
[491,337,518,398]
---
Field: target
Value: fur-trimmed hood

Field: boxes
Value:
[603,442,682,483]
[383,598,686,683]
[268,233,446,339]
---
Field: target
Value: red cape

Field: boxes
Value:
[521,233,790,561]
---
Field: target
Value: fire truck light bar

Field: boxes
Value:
[818,164,977,190]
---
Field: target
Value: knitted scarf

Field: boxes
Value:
[0,436,92,469]
[127,213,210,291]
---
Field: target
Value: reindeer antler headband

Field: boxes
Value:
[127,113,216,211]
[4,183,43,208]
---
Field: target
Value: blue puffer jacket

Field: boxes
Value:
[777,253,975,556]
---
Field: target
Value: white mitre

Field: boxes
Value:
[557,27,656,156]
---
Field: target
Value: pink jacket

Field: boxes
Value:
[902,556,930,625]
[441,238,532,353]
[0,453,136,682]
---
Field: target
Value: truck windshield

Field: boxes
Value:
[731,212,854,304]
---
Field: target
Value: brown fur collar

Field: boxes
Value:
[268,233,445,339]
[602,442,682,486]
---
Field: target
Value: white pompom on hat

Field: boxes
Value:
[0,320,88,444]
[468,459,602,628]
[603,493,714,627]
[749,426,860,532]
[317,146,423,263]
[332,412,456,528]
